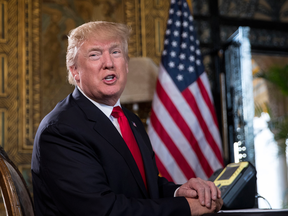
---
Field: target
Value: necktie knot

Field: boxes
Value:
[111,106,124,119]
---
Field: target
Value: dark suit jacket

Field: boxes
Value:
[31,88,190,216]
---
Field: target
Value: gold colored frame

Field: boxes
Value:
[0,1,7,43]
[18,0,41,152]
[0,0,40,176]
[124,0,142,58]
[0,108,6,149]
[0,54,7,97]
[124,0,170,65]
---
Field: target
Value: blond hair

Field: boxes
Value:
[66,21,131,85]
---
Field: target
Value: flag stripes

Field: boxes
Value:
[197,76,219,129]
[156,79,213,179]
[148,124,187,183]
[183,85,223,164]
[150,110,196,180]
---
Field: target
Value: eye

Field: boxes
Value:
[112,49,122,57]
[89,52,101,59]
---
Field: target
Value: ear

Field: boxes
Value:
[70,65,80,82]
[126,62,129,74]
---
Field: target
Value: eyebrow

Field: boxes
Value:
[87,42,122,53]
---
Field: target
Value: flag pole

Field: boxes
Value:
[187,0,193,14]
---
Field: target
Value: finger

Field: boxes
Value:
[177,188,197,198]
[193,178,212,208]
[215,198,223,212]
[207,181,218,200]
[204,183,211,208]
[187,189,198,198]
[195,184,205,206]
[217,186,222,198]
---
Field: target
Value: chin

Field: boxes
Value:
[102,92,121,102]
[106,87,124,97]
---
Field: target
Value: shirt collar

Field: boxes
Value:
[77,86,121,118]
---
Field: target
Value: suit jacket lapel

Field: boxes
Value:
[72,88,148,198]
[93,117,148,198]
[124,109,159,199]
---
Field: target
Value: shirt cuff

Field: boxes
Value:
[174,187,180,197]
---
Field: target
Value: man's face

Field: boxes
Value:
[70,35,128,106]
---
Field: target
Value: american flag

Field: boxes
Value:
[147,0,224,184]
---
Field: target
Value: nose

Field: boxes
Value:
[102,52,114,69]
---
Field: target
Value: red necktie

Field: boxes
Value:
[111,106,147,189]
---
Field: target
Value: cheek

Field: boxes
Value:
[125,62,129,73]
[122,73,128,86]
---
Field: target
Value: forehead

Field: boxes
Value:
[81,35,123,50]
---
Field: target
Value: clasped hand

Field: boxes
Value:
[175,178,223,216]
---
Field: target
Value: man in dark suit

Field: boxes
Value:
[31,21,222,216]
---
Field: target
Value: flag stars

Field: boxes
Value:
[161,3,203,86]
[183,21,188,27]
[168,61,175,68]
[188,66,194,73]
[179,53,186,60]
[170,51,176,57]
[178,64,185,70]
[189,55,195,62]
[181,43,187,49]
[173,31,179,37]
[175,21,181,27]
[176,74,184,81]
[182,32,188,38]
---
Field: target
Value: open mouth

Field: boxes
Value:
[104,74,116,81]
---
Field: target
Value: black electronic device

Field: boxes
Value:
[210,161,257,209]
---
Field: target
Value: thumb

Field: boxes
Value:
[176,188,198,198]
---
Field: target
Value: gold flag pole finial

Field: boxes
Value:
[187,0,193,14]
